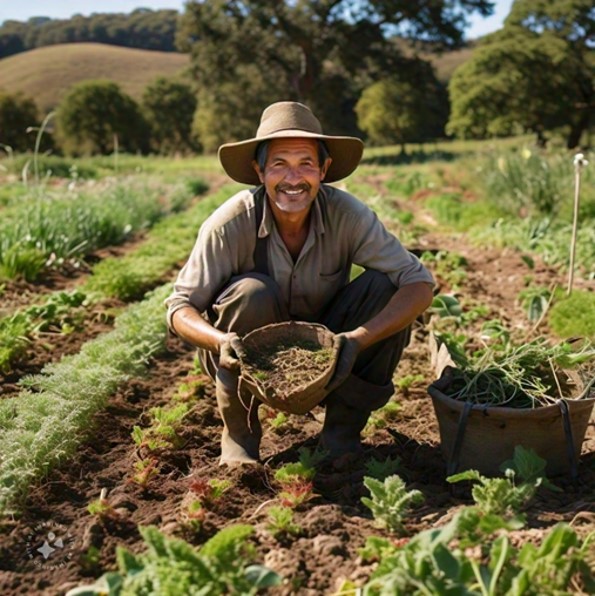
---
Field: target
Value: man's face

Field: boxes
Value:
[253,138,331,214]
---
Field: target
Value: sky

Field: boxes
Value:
[0,0,514,40]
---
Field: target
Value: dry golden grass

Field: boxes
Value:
[0,42,190,114]
[428,46,475,83]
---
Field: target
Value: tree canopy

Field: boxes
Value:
[0,90,39,152]
[177,0,493,143]
[0,9,179,58]
[447,0,594,148]
[56,80,149,156]
[142,77,198,154]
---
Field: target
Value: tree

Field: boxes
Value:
[142,77,198,154]
[447,0,594,148]
[55,80,149,155]
[0,90,39,152]
[177,0,493,144]
[356,60,448,149]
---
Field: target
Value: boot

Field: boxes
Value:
[320,397,371,459]
[216,367,261,465]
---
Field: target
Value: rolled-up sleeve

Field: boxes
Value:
[164,190,255,330]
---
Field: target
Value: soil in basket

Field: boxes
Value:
[243,340,334,397]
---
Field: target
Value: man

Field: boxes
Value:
[165,101,434,465]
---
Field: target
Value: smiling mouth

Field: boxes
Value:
[277,185,310,196]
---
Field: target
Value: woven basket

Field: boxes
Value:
[239,321,338,415]
[428,368,595,477]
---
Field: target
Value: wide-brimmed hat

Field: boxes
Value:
[218,101,364,185]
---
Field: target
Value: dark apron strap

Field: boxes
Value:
[252,191,269,276]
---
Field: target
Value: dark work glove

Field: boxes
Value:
[219,332,247,372]
[325,333,361,394]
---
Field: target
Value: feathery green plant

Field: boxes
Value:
[0,284,171,515]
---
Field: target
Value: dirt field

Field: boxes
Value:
[0,178,593,595]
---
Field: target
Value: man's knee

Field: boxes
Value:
[223,273,283,312]
[211,273,288,333]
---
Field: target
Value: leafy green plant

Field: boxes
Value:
[447,447,557,525]
[364,455,402,480]
[0,290,88,373]
[132,458,159,489]
[395,374,424,396]
[421,250,468,289]
[266,505,302,538]
[274,448,323,508]
[132,403,189,452]
[65,524,281,596]
[269,411,288,430]
[361,475,424,535]
[365,400,401,430]
[518,286,552,322]
[361,508,594,596]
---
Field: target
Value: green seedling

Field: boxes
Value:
[266,505,302,538]
[395,374,425,396]
[87,489,119,521]
[132,402,189,451]
[365,455,402,480]
[274,450,322,508]
[269,412,288,430]
[132,458,159,488]
[361,475,424,535]
[188,477,232,508]
[365,400,401,431]
[447,446,559,525]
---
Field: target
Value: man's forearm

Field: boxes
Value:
[346,282,433,350]
[171,306,226,353]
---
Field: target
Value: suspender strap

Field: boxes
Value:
[252,191,269,276]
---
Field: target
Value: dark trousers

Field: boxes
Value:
[199,270,411,414]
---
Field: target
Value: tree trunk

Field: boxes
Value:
[566,109,590,149]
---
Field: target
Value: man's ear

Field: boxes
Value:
[252,160,265,183]
[320,157,332,181]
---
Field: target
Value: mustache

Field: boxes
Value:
[276,183,311,193]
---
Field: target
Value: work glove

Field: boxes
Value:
[325,333,361,394]
[219,332,247,372]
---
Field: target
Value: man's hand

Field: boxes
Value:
[219,332,247,372]
[325,333,362,393]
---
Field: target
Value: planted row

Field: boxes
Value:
[0,178,198,281]
[0,181,228,374]
[0,284,171,515]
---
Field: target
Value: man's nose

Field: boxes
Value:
[283,165,303,182]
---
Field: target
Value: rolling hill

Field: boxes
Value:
[0,40,472,118]
[0,43,190,114]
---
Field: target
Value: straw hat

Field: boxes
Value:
[218,101,364,185]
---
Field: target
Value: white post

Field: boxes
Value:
[567,153,588,296]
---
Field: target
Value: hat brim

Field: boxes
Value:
[218,130,364,185]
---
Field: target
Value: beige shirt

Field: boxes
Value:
[165,184,433,325]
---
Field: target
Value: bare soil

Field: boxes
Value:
[0,189,593,596]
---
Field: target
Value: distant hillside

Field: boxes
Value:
[0,43,190,114]
[0,10,179,58]
[428,46,475,84]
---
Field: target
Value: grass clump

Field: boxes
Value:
[84,184,236,301]
[549,290,595,340]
